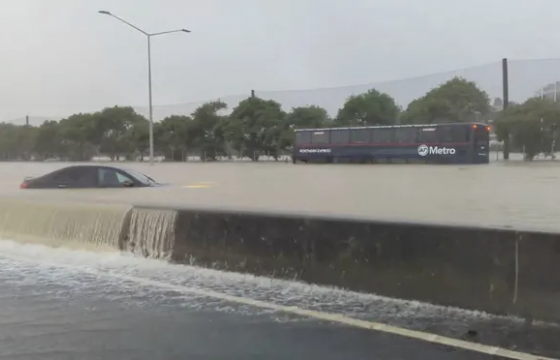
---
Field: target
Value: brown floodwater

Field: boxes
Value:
[1,160,559,231]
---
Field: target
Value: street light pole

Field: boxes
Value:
[147,35,154,165]
[98,10,190,166]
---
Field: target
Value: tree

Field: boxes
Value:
[0,123,34,160]
[279,105,331,150]
[401,77,491,124]
[189,101,228,161]
[495,97,560,160]
[34,121,62,160]
[286,106,330,129]
[335,89,400,126]
[57,113,98,161]
[224,97,286,161]
[157,115,190,161]
[1,77,553,164]
[123,119,149,161]
[96,106,148,160]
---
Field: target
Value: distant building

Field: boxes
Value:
[535,82,560,101]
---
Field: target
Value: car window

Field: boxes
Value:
[98,168,133,187]
[50,167,96,186]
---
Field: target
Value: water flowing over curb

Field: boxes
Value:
[0,197,558,324]
[0,198,132,251]
[126,207,177,259]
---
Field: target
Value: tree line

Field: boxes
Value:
[0,77,558,161]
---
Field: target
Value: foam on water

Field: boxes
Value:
[0,237,551,332]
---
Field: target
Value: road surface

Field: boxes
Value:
[0,239,557,360]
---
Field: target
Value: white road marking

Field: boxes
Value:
[0,252,555,360]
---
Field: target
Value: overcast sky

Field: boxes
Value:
[2,0,560,123]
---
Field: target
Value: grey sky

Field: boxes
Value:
[2,0,560,123]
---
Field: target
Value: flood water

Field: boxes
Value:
[0,160,559,359]
[4,159,560,231]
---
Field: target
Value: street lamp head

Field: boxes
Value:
[98,10,112,15]
[181,29,191,33]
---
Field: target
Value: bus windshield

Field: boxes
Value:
[474,125,490,145]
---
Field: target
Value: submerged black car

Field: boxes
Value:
[20,165,160,189]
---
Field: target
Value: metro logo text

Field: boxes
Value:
[428,146,456,155]
[417,144,456,156]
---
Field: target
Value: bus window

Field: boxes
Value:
[330,129,350,144]
[350,128,371,143]
[437,125,469,143]
[311,130,329,144]
[371,128,394,143]
[295,131,311,145]
[417,127,438,143]
[394,127,418,144]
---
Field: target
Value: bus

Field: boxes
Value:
[293,122,490,164]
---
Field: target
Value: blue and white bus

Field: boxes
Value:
[293,122,490,164]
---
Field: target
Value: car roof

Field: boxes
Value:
[54,164,129,172]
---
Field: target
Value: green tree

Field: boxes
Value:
[224,97,286,161]
[286,106,330,129]
[122,117,149,161]
[57,113,98,161]
[17,126,38,161]
[401,77,491,124]
[157,115,190,161]
[189,101,228,161]
[33,120,62,160]
[335,89,400,126]
[96,106,148,160]
[0,123,24,160]
[279,105,331,150]
[495,97,560,160]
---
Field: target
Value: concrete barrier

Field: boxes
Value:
[0,195,558,322]
[0,198,132,251]
[163,206,560,323]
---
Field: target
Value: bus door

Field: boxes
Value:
[472,124,490,163]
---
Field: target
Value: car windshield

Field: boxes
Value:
[124,169,157,185]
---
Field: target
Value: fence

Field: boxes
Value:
[10,58,560,126]
[8,57,560,160]
[127,58,560,122]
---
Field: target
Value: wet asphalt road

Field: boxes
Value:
[0,241,558,360]
[0,272,510,360]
